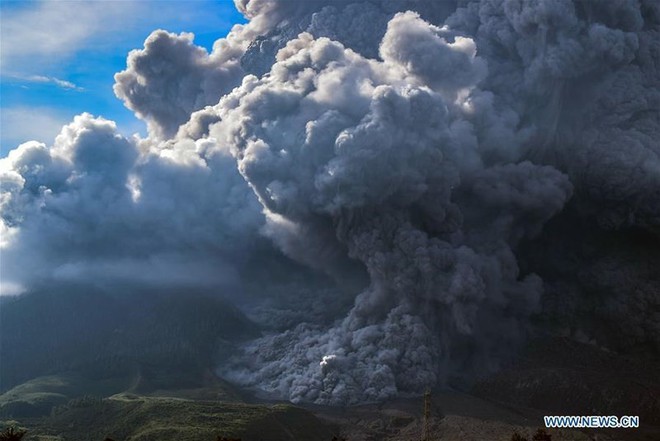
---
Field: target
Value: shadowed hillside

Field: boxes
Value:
[0,284,257,394]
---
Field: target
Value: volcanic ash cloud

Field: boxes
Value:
[1,0,659,405]
[213,12,572,404]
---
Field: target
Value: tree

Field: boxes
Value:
[510,428,552,441]
[532,428,552,441]
[0,427,27,441]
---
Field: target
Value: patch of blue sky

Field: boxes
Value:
[0,0,246,156]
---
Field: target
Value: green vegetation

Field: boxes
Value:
[10,395,334,441]
[0,375,131,418]
[0,370,246,420]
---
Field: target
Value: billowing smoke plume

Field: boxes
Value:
[0,113,263,291]
[1,0,658,405]
[210,16,573,403]
[114,30,244,139]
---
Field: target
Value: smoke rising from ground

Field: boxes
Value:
[1,0,658,404]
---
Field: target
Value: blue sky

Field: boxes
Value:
[0,0,246,156]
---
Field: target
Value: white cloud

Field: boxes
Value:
[0,281,25,296]
[0,107,69,152]
[0,0,141,68]
[24,75,82,90]
[7,74,83,90]
[0,1,241,71]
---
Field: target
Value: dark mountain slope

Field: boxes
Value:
[0,284,257,393]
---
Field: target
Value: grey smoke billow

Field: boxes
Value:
[1,0,659,405]
[113,30,246,139]
[0,113,264,291]
[442,0,660,351]
[211,11,571,403]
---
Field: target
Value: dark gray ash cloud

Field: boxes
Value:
[1,0,658,405]
[211,10,572,404]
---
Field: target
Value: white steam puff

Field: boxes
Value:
[1,0,658,405]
